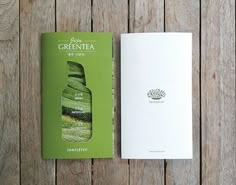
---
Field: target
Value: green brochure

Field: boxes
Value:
[42,32,113,159]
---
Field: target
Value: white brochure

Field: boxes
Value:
[121,33,192,159]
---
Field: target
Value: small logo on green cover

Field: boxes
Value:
[147,89,166,100]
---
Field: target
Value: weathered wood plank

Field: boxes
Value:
[56,0,91,32]
[92,0,129,185]
[0,0,19,184]
[56,1,92,184]
[201,0,236,184]
[20,0,55,184]
[57,159,91,185]
[129,0,164,32]
[129,0,164,184]
[165,0,200,184]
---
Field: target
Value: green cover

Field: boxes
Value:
[42,32,113,159]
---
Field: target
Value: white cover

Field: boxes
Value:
[121,33,192,159]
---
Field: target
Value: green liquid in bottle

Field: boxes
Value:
[61,61,92,142]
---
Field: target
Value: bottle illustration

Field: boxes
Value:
[61,61,92,142]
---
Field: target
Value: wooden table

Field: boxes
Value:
[0,0,235,184]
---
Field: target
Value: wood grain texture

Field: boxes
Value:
[129,0,164,33]
[20,0,55,184]
[165,0,200,184]
[129,0,164,184]
[92,0,129,184]
[56,0,91,32]
[56,1,92,184]
[0,0,19,184]
[201,0,236,184]
[57,159,91,185]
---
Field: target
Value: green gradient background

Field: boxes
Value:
[42,33,113,159]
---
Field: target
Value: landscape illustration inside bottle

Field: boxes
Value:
[61,61,92,142]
